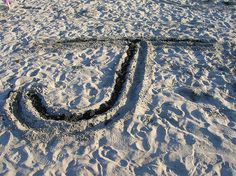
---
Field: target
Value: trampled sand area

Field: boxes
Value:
[0,0,236,175]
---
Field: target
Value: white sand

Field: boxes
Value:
[0,0,236,175]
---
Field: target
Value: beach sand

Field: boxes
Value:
[0,0,236,175]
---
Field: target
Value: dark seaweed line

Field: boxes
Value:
[9,37,215,124]
[9,91,31,129]
[11,37,216,55]
[26,41,139,122]
[20,6,42,10]
[221,1,236,6]
[56,37,216,46]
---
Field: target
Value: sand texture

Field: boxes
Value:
[0,0,236,175]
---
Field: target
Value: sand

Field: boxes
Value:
[0,0,236,175]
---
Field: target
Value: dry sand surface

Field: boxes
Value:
[0,0,236,175]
